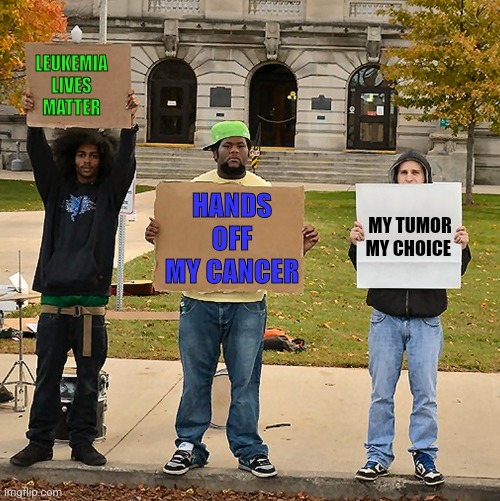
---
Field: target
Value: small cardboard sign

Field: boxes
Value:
[25,42,131,128]
[355,183,463,289]
[120,176,136,215]
[153,182,304,293]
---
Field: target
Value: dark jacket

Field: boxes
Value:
[349,150,471,318]
[349,244,471,317]
[29,127,137,296]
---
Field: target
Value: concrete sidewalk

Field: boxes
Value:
[0,354,499,500]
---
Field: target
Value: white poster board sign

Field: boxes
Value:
[120,176,136,215]
[356,183,462,289]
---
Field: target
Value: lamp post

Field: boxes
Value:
[96,0,128,311]
[99,0,108,43]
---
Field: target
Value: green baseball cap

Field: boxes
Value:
[202,121,251,150]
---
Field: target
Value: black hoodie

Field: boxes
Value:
[29,127,137,296]
[348,150,471,317]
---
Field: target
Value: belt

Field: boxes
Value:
[40,305,106,357]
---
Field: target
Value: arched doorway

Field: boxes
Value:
[347,65,397,151]
[148,60,197,143]
[249,65,297,147]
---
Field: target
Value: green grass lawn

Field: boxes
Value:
[0,179,44,211]
[1,186,498,372]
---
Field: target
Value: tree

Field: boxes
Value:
[0,0,67,108]
[381,0,500,204]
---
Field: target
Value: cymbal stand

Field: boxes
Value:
[1,252,35,412]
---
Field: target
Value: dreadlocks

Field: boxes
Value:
[51,128,119,181]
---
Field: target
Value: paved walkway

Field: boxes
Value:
[0,170,499,499]
[0,355,499,500]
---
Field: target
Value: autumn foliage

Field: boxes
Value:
[382,0,500,131]
[380,0,500,204]
[0,0,67,108]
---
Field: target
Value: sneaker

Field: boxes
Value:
[10,442,53,467]
[238,454,277,478]
[71,443,107,466]
[355,460,389,481]
[0,385,14,403]
[413,452,445,486]
[163,449,203,475]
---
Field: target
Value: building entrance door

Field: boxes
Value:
[347,66,397,151]
[353,88,392,149]
[148,60,196,143]
[249,65,297,147]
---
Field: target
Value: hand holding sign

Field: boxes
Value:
[350,221,364,244]
[125,90,140,124]
[454,225,469,249]
[145,217,159,244]
[302,225,319,254]
[21,93,35,113]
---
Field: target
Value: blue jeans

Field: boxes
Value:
[175,296,268,464]
[365,309,443,468]
[27,312,107,448]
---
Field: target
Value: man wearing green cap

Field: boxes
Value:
[145,120,319,478]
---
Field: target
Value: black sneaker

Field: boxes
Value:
[0,385,14,403]
[10,442,53,467]
[238,454,277,478]
[355,460,389,481]
[413,451,444,486]
[71,443,107,466]
[163,449,203,475]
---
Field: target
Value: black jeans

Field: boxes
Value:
[27,312,107,448]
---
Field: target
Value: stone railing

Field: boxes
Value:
[349,1,403,18]
[248,0,303,16]
[147,0,201,13]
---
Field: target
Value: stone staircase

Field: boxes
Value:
[135,145,399,185]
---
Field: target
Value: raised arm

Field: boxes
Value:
[22,92,58,204]
[108,90,141,207]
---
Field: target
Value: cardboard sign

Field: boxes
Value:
[153,182,304,293]
[355,183,463,289]
[25,43,131,128]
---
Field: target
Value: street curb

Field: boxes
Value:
[1,462,499,501]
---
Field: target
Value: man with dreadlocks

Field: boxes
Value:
[10,90,140,468]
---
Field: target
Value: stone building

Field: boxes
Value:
[1,0,498,183]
